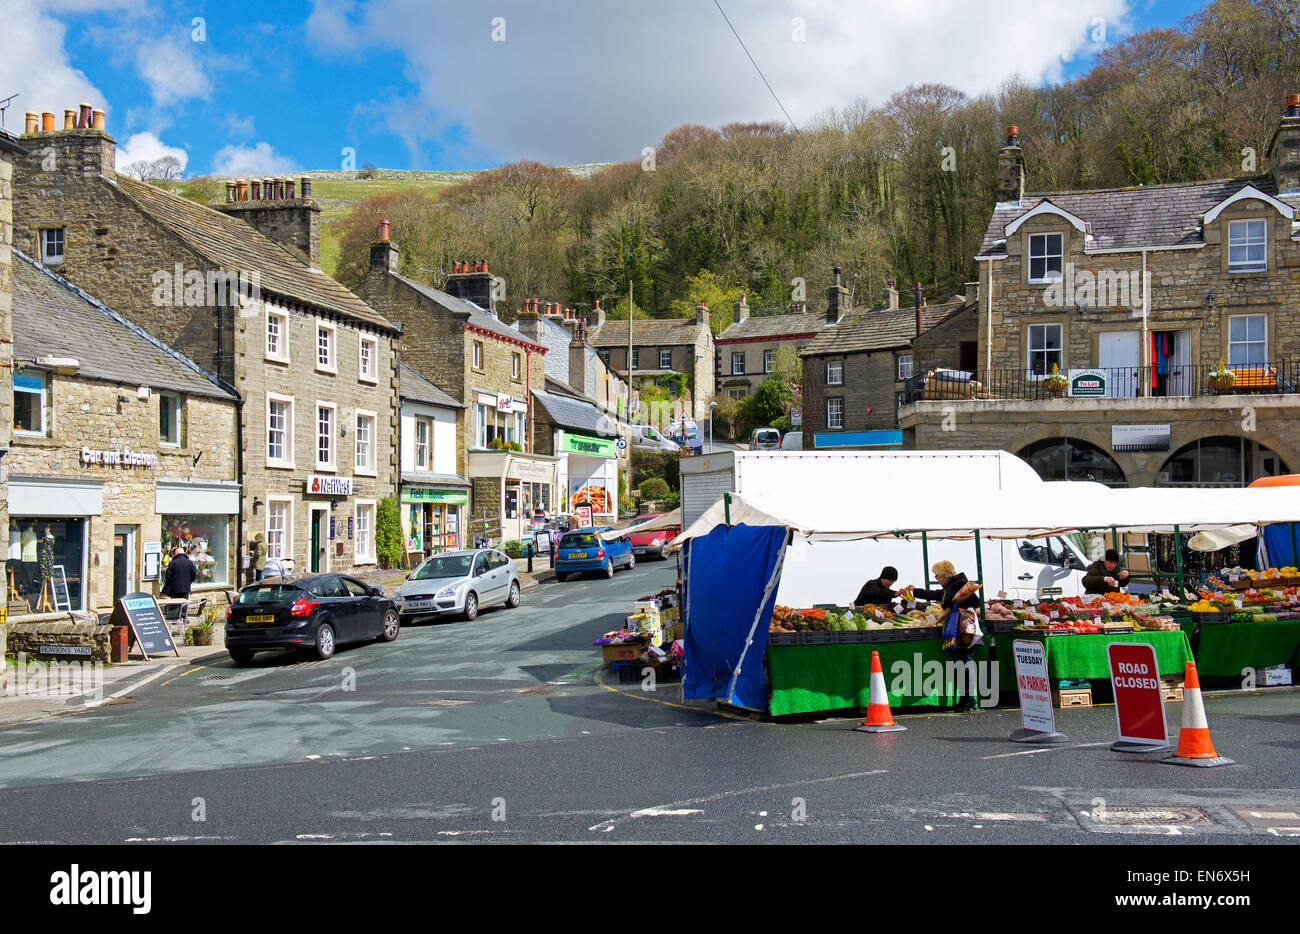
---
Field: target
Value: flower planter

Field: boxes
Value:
[188,626,214,646]
[1042,381,1067,395]
[1209,376,1236,392]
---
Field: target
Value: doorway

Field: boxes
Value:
[112,525,137,602]
[310,507,328,573]
[1098,331,1140,397]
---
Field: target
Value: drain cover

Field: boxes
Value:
[1095,806,1213,826]
[1230,807,1300,828]
[202,674,234,682]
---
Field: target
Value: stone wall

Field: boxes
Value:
[6,620,111,663]
[801,348,907,438]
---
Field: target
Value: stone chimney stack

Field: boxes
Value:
[695,301,710,328]
[444,259,496,315]
[882,278,899,311]
[592,298,606,330]
[569,310,590,394]
[19,103,116,180]
[1267,93,1300,193]
[513,297,543,344]
[368,219,399,273]
[732,295,749,326]
[826,266,850,325]
[997,125,1025,205]
[216,174,322,267]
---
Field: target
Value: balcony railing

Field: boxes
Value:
[903,363,1300,404]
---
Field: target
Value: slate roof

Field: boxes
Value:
[717,310,825,343]
[399,364,463,409]
[0,128,28,157]
[12,248,236,399]
[589,317,708,348]
[388,274,543,350]
[800,299,967,357]
[112,175,396,331]
[979,176,1300,256]
[532,388,610,435]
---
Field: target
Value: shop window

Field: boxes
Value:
[355,411,375,473]
[161,515,228,585]
[40,228,65,266]
[1227,219,1267,272]
[266,499,292,559]
[1018,438,1127,487]
[355,502,375,562]
[1228,314,1267,366]
[1028,232,1064,283]
[159,392,181,446]
[359,335,378,383]
[8,518,86,612]
[1027,324,1062,377]
[1157,436,1287,487]
[13,371,47,436]
[415,418,431,470]
[475,404,524,448]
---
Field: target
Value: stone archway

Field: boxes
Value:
[1016,437,1128,486]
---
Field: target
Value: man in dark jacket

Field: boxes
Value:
[1083,549,1129,594]
[162,547,198,599]
[854,566,899,606]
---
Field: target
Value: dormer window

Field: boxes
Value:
[1227,219,1267,272]
[1027,233,1064,283]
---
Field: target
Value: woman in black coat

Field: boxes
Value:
[911,560,981,712]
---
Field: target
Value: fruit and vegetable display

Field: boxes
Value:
[770,600,947,641]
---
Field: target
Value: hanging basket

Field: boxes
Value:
[1042,379,1068,395]
[1209,375,1236,392]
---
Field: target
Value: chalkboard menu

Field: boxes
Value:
[109,592,179,659]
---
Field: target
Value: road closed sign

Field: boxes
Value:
[1107,642,1169,749]
[1012,639,1055,735]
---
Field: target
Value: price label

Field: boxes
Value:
[906,601,916,610]
[1050,610,1059,619]
[1014,600,1024,608]
[874,610,883,619]
[1234,599,1243,608]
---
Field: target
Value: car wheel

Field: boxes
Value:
[378,609,400,642]
[604,559,615,579]
[464,592,479,621]
[626,553,636,570]
[506,581,520,608]
[314,623,336,661]
[229,647,254,666]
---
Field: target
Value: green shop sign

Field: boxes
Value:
[402,489,469,505]
[561,432,617,458]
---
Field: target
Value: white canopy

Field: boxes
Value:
[668,483,1300,549]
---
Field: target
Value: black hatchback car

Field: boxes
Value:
[225,574,399,665]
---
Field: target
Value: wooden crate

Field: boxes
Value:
[1052,687,1093,708]
[1160,675,1184,703]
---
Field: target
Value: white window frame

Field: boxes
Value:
[1027,232,1065,284]
[1027,323,1063,378]
[266,393,294,468]
[731,352,744,375]
[826,397,844,430]
[630,348,639,370]
[358,334,378,384]
[511,351,521,381]
[659,349,672,369]
[315,401,337,471]
[764,349,775,373]
[826,360,843,385]
[265,304,289,363]
[13,369,48,437]
[897,354,914,381]
[354,499,376,565]
[316,320,337,374]
[159,391,182,447]
[1227,219,1268,273]
[1228,313,1268,366]
[266,496,293,561]
[40,228,64,266]
[414,417,431,470]
[354,408,377,475]
[472,340,484,370]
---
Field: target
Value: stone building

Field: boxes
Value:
[900,99,1300,488]
[397,364,466,561]
[11,108,400,578]
[513,299,638,423]
[800,274,967,449]
[355,230,557,543]
[7,249,239,619]
[714,297,827,399]
[532,377,625,522]
[589,306,715,423]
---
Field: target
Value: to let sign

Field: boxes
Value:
[1012,639,1055,735]
[1107,642,1168,747]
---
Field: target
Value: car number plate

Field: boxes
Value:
[570,551,588,558]
[247,614,275,623]
[405,600,434,609]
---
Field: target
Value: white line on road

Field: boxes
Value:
[980,742,1110,760]
[630,808,704,818]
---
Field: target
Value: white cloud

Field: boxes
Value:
[133,37,212,108]
[211,141,297,175]
[306,0,1133,165]
[0,1,107,127]
[116,131,189,173]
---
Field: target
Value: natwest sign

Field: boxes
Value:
[307,474,353,496]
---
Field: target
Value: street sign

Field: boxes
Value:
[110,592,179,660]
[1009,639,1066,743]
[1107,642,1169,752]
[615,437,627,450]
[790,406,802,426]
[575,505,593,528]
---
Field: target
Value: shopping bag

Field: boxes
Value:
[958,608,984,648]
[941,608,961,656]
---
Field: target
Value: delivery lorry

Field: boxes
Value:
[678,450,1091,604]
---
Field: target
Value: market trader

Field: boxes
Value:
[1083,548,1130,594]
[854,566,899,606]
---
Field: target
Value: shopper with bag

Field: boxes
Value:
[911,560,983,712]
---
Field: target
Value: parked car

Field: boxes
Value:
[672,424,704,454]
[749,428,781,450]
[555,528,635,580]
[225,574,399,664]
[631,424,680,452]
[780,431,803,451]
[393,549,520,624]
[627,514,681,559]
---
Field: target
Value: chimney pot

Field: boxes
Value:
[286,179,295,198]
[78,103,92,128]
[1287,94,1300,118]
[225,181,236,203]
[24,112,37,135]
[1005,125,1020,146]
[41,112,55,132]
[91,109,104,130]
[832,266,842,286]
[379,219,390,241]
[63,109,76,130]
[250,180,261,200]
[300,176,312,198]
[236,179,248,201]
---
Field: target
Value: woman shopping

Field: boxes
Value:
[911,560,983,712]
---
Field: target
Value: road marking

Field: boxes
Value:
[980,742,1109,760]
[976,812,1048,822]
[159,664,213,688]
[630,808,703,818]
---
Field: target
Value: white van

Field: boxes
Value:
[631,424,679,452]
[779,431,803,451]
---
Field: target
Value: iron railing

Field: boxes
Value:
[903,362,1300,405]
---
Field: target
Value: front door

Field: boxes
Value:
[112,525,136,603]
[1098,331,1141,397]
[310,509,327,573]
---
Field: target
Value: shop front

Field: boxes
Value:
[6,478,98,615]
[156,481,241,593]
[558,430,619,522]
[401,485,469,560]
[467,450,558,545]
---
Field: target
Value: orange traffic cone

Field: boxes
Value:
[1162,662,1233,767]
[854,650,906,733]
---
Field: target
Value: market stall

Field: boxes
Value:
[670,483,1300,714]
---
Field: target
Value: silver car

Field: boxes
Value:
[393,549,520,623]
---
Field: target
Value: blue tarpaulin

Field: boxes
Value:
[1260,523,1300,568]
[682,523,789,710]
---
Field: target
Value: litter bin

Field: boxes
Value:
[110,624,130,663]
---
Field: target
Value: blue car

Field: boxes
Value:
[555,527,635,581]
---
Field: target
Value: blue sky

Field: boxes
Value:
[5,0,1211,176]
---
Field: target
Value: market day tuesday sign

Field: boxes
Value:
[1012,639,1056,736]
[561,432,618,458]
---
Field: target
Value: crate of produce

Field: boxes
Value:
[1253,666,1293,686]
[600,642,644,663]
[1100,622,1135,634]
[1052,687,1093,708]
[989,618,1020,633]
[1191,610,1232,625]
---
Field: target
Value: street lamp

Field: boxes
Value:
[709,401,717,454]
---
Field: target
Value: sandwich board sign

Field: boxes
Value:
[1009,639,1067,743]
[109,592,179,660]
[1107,642,1169,753]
